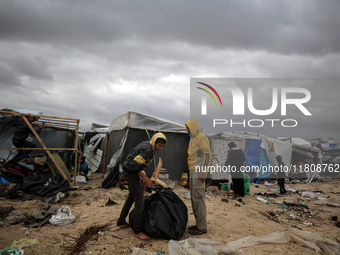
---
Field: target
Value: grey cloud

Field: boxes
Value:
[0,64,22,86]
[1,0,340,56]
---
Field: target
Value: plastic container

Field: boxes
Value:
[243,174,251,195]
[257,197,269,204]
[180,173,188,187]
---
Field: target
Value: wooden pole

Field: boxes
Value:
[73,121,80,185]
[22,116,70,184]
[102,132,109,173]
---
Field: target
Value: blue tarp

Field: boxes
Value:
[244,139,261,172]
[259,147,272,179]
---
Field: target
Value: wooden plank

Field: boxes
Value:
[22,116,70,183]
[51,153,72,181]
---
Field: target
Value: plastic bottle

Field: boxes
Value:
[299,202,309,209]
[257,197,269,204]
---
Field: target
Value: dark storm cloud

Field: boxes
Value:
[0,0,339,137]
[1,0,340,55]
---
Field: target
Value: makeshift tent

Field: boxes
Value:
[207,132,293,181]
[278,137,323,181]
[101,111,189,188]
[0,109,79,174]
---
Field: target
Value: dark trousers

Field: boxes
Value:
[117,171,144,234]
[232,177,245,197]
[13,140,37,159]
[278,178,286,194]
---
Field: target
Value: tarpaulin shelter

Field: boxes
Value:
[207,132,293,180]
[101,111,189,188]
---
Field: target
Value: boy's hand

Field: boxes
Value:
[199,173,206,183]
[144,177,153,187]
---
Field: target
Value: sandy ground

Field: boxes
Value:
[1,173,340,255]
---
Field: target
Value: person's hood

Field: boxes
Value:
[149,132,167,149]
[276,155,283,162]
[185,119,200,137]
[228,142,237,149]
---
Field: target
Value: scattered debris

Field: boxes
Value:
[63,222,111,255]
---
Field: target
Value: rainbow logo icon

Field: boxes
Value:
[196,82,223,106]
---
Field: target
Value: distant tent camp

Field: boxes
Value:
[207,132,293,181]
[101,111,189,189]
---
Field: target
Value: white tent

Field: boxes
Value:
[207,132,293,181]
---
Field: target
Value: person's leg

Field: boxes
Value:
[117,191,134,225]
[21,140,37,158]
[190,172,207,232]
[117,172,138,225]
[278,178,287,194]
[12,141,24,158]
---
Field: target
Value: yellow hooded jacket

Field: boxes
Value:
[185,119,211,172]
[122,132,167,173]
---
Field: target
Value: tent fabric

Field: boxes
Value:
[244,139,262,173]
[207,132,293,180]
[259,148,272,179]
[109,111,187,133]
[102,111,189,188]
[12,174,70,200]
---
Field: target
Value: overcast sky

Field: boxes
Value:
[1,0,339,139]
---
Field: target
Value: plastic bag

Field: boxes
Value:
[129,188,188,240]
[49,205,76,226]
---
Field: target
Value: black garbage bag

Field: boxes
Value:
[129,188,188,240]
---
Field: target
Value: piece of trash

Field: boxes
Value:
[291,224,302,230]
[98,231,104,235]
[289,214,296,219]
[80,214,89,219]
[299,202,309,209]
[221,198,228,203]
[0,248,24,255]
[112,233,123,239]
[49,206,76,226]
[11,238,39,249]
[235,202,241,207]
[105,197,118,206]
[303,222,313,226]
[86,202,91,206]
[257,197,269,204]
[331,216,338,221]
